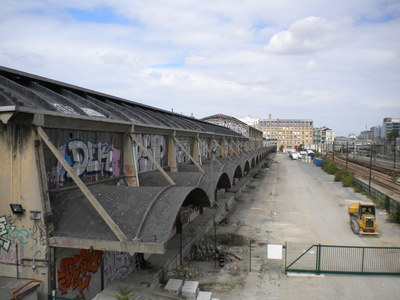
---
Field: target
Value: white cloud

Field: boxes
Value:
[306,59,318,70]
[265,16,351,54]
[0,1,399,136]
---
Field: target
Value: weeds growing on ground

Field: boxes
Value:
[112,286,134,300]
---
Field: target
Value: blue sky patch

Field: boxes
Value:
[67,6,133,25]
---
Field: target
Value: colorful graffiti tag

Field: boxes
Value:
[50,139,121,187]
[57,249,102,295]
[0,216,31,252]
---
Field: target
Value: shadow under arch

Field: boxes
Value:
[244,161,250,176]
[233,165,243,186]
[182,187,211,207]
[214,172,231,201]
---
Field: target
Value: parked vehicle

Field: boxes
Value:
[348,202,378,235]
[289,151,300,160]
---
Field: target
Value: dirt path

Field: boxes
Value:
[193,153,400,300]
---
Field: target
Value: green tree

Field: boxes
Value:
[387,129,399,143]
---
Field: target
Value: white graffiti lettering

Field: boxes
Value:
[66,140,115,177]
[0,216,12,251]
[135,134,166,172]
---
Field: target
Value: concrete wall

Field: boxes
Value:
[0,125,49,298]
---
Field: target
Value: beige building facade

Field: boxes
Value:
[258,117,314,151]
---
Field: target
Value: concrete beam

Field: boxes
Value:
[49,236,166,255]
[33,113,132,132]
[0,112,14,124]
[173,136,204,173]
[214,138,232,160]
[228,140,240,158]
[131,133,176,185]
[37,127,128,242]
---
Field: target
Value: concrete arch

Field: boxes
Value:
[251,158,255,168]
[233,165,243,186]
[244,161,250,175]
[182,187,211,207]
[138,186,210,243]
[51,184,211,246]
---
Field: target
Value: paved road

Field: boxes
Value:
[212,153,400,300]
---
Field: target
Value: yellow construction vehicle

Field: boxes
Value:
[348,202,378,235]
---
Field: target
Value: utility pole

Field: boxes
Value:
[368,145,373,194]
[394,138,397,168]
[346,141,349,170]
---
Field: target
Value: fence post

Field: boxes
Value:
[316,244,321,275]
[284,242,288,274]
[385,195,391,213]
[361,247,365,273]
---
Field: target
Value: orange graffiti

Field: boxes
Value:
[57,249,102,295]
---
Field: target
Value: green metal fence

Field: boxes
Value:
[48,296,77,300]
[285,244,400,275]
[353,178,400,223]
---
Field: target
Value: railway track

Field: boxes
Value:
[334,156,400,196]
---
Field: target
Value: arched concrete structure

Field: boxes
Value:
[233,165,243,185]
[0,66,276,298]
[244,161,250,175]
[51,184,210,245]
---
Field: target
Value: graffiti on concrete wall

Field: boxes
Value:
[49,138,121,187]
[0,216,11,251]
[176,138,190,164]
[205,118,249,137]
[135,134,166,173]
[57,249,102,295]
[103,251,139,287]
[0,216,31,252]
[198,138,209,158]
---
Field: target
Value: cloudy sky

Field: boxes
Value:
[1,0,399,136]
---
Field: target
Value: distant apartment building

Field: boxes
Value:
[358,130,371,140]
[314,126,335,143]
[258,116,314,151]
[381,117,400,139]
[371,126,382,140]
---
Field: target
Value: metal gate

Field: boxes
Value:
[285,244,400,275]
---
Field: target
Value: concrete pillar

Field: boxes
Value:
[168,135,178,172]
[191,138,201,165]
[123,132,138,186]
[219,138,226,157]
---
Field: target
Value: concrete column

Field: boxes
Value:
[168,135,178,172]
[191,137,201,165]
[219,138,226,157]
[123,132,138,186]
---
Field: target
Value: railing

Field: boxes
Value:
[353,178,400,223]
[286,244,400,275]
[48,296,77,300]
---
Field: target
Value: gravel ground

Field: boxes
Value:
[192,153,400,300]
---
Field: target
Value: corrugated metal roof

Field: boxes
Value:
[0,66,240,136]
